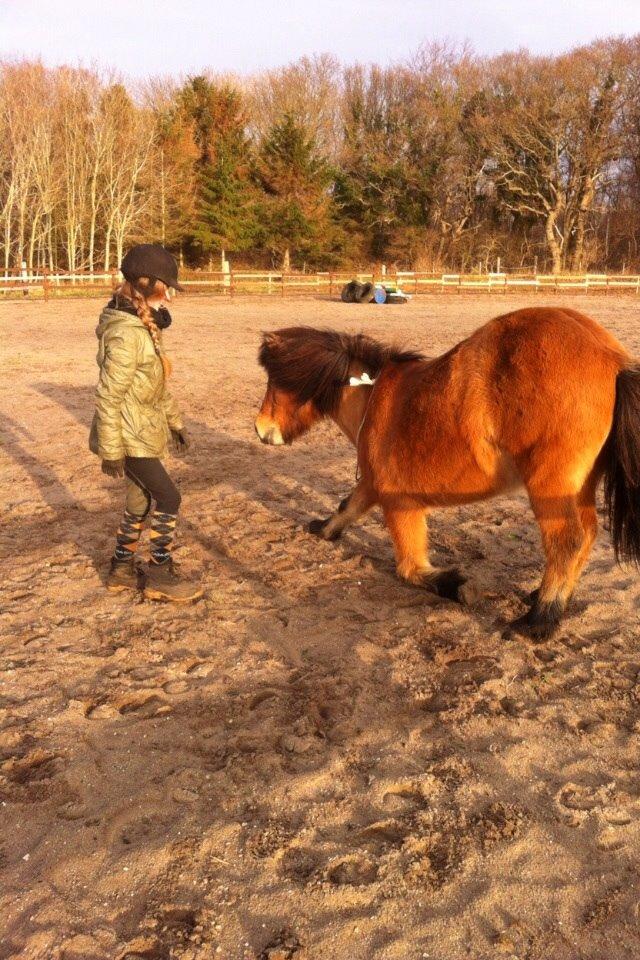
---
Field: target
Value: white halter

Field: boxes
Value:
[347,372,377,480]
[349,371,376,387]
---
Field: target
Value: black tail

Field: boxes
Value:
[604,366,640,565]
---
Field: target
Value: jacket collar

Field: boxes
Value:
[106,295,172,330]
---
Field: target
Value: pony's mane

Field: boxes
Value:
[258,326,424,415]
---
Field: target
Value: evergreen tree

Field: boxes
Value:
[253,113,344,268]
[176,76,258,261]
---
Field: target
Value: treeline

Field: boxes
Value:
[3,38,640,275]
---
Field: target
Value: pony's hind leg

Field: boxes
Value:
[382,501,471,603]
[568,469,600,590]
[518,485,587,639]
[308,480,376,541]
[526,482,598,606]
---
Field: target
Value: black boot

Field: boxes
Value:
[106,558,141,593]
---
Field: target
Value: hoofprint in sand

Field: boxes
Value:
[1,295,640,960]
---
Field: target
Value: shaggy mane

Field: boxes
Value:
[258,326,424,415]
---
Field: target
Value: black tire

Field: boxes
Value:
[355,281,375,303]
[341,280,360,303]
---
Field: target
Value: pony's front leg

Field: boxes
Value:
[382,501,472,603]
[308,480,376,541]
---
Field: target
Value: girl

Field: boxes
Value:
[89,243,202,602]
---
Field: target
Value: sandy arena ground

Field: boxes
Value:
[2,293,640,960]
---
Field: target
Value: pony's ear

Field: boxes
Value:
[258,330,281,369]
[261,331,281,350]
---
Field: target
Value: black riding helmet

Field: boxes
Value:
[121,244,184,292]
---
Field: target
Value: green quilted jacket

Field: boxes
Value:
[89,304,183,461]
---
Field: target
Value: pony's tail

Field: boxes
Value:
[604,365,640,566]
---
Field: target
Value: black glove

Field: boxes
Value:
[101,458,125,478]
[171,428,191,456]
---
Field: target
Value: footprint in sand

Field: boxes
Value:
[2,748,60,785]
[358,818,409,847]
[558,782,612,811]
[162,679,189,695]
[85,701,120,720]
[260,930,302,960]
[556,782,635,832]
[104,804,176,850]
[249,688,284,711]
[326,854,378,886]
[440,656,503,691]
[186,661,215,678]
[0,748,69,803]
[74,692,170,721]
[420,656,503,712]
[379,776,443,813]
[277,846,320,882]
[116,692,172,719]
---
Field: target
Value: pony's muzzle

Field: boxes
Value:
[254,417,284,445]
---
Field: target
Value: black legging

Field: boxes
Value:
[125,457,181,515]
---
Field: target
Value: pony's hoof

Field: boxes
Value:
[509,599,564,641]
[308,518,327,536]
[308,518,341,541]
[428,567,468,602]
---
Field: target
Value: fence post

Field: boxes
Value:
[281,273,285,297]
[329,273,333,300]
[43,267,50,302]
[111,268,118,292]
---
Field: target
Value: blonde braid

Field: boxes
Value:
[117,278,172,379]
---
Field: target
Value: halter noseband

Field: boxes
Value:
[346,371,377,481]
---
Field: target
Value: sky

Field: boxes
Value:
[1,0,639,78]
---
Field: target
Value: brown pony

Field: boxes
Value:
[255,308,640,638]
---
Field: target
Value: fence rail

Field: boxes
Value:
[2,269,640,299]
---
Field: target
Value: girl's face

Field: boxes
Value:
[147,285,172,309]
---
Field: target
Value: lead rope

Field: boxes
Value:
[349,372,377,482]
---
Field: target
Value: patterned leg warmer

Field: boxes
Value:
[149,510,177,565]
[113,510,145,563]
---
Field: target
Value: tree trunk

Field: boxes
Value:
[104,224,112,271]
[545,207,563,274]
[570,178,596,272]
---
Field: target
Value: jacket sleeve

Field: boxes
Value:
[94,329,139,460]
[161,379,184,432]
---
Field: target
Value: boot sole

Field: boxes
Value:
[143,587,203,603]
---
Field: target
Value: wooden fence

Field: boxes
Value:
[2,269,640,299]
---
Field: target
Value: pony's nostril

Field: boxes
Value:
[255,419,283,445]
[256,426,274,444]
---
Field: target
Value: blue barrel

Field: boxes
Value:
[373,286,387,304]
